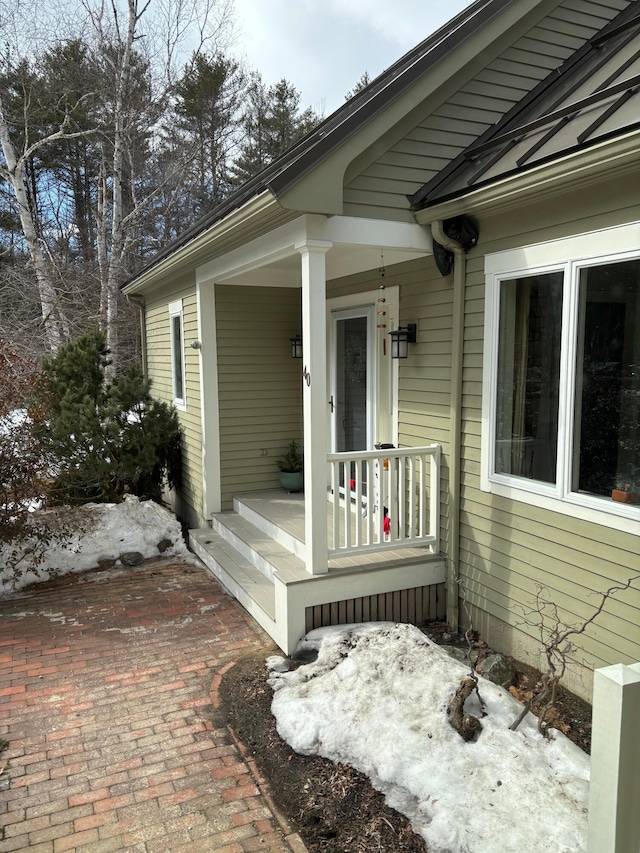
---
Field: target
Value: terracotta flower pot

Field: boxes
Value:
[611,489,640,504]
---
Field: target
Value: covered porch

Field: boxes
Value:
[192,213,446,652]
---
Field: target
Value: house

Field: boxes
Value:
[123,0,640,701]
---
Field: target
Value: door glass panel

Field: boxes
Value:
[335,316,368,453]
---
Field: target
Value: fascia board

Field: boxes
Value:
[196,214,432,285]
[195,215,324,284]
[122,191,280,295]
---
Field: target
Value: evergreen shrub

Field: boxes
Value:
[38,329,182,504]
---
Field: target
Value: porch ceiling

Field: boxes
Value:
[195,214,433,287]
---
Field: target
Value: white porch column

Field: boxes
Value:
[297,240,332,575]
[196,280,222,521]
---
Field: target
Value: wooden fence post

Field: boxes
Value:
[587,662,640,853]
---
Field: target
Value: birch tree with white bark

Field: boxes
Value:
[0,0,233,368]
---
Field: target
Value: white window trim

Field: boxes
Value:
[482,221,640,536]
[169,299,186,410]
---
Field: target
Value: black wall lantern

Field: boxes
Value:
[389,323,417,359]
[290,334,303,358]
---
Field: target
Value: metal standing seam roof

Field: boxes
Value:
[410,1,640,210]
[123,0,514,286]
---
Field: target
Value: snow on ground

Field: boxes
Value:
[0,496,190,596]
[269,623,590,853]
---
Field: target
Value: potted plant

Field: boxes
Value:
[611,479,640,504]
[277,440,304,493]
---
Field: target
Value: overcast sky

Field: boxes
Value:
[231,1,473,117]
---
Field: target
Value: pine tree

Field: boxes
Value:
[171,52,245,214]
[38,330,182,503]
[345,71,372,100]
[230,74,321,186]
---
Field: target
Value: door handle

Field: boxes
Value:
[329,395,334,413]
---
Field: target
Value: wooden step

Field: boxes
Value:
[189,528,276,627]
[211,511,306,582]
[234,491,306,560]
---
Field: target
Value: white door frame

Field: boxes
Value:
[327,286,399,452]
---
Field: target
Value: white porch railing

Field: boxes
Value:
[327,445,440,558]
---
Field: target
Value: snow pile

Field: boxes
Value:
[269,623,590,853]
[0,496,189,596]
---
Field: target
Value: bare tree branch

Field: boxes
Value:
[511,575,640,736]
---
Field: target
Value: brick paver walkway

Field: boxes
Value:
[0,557,305,853]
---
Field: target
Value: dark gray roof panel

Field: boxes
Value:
[412,1,640,208]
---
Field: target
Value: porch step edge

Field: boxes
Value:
[211,510,306,582]
[189,528,277,628]
[234,492,306,560]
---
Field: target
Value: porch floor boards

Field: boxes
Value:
[236,490,435,573]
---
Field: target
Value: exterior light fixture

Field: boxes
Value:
[290,334,303,358]
[389,323,417,359]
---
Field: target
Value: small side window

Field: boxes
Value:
[169,300,185,407]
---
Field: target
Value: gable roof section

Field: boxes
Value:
[410,1,640,209]
[124,0,517,285]
[342,0,632,220]
[125,0,633,289]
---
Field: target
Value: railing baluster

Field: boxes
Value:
[343,460,351,551]
[354,458,362,548]
[388,457,397,543]
[365,457,374,546]
[420,455,427,538]
[430,445,440,553]
[331,460,340,550]
[397,456,405,543]
[327,445,440,558]
[374,456,382,544]
[408,455,416,540]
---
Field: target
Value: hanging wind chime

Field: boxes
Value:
[376,251,391,536]
[377,251,387,356]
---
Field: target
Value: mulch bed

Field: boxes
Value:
[218,625,593,853]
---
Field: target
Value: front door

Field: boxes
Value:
[330,307,374,453]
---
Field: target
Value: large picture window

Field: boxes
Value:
[483,224,640,529]
[573,260,640,500]
[495,272,562,484]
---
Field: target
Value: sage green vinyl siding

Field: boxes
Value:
[457,171,640,682]
[326,258,454,554]
[216,285,302,509]
[343,0,630,220]
[395,258,454,556]
[145,278,203,521]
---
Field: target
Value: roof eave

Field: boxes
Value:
[413,130,640,224]
[121,190,280,295]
